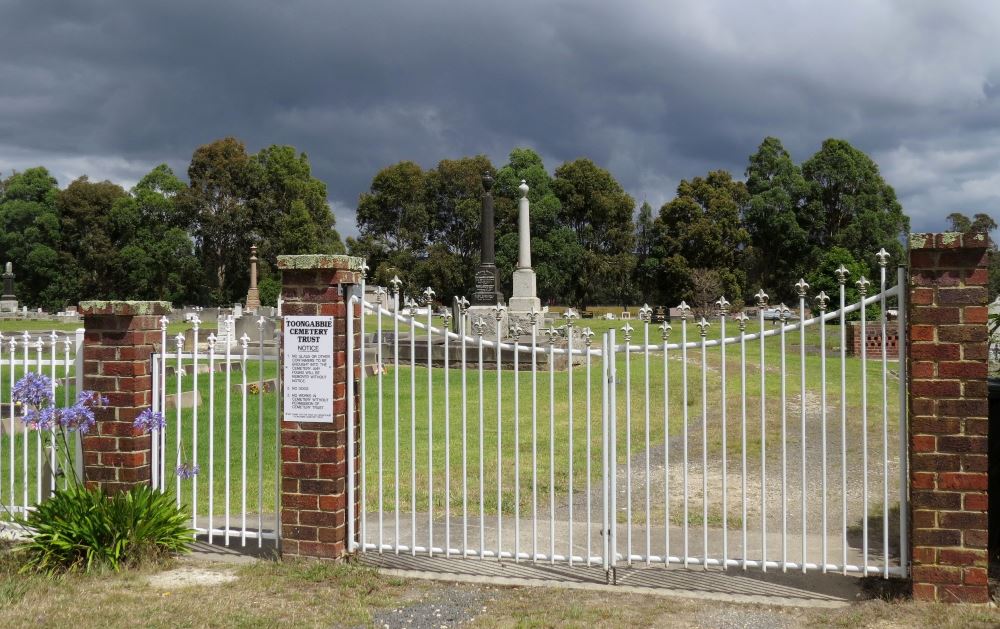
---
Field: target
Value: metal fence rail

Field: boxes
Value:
[150,316,280,548]
[0,329,84,523]
[352,252,908,581]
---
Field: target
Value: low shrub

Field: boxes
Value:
[18,484,192,574]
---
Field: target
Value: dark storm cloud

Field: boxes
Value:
[2,0,999,236]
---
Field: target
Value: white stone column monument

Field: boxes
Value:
[508,180,541,313]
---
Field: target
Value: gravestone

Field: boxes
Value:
[0,262,17,313]
[245,245,261,312]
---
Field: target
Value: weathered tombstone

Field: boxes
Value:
[0,262,17,314]
[467,173,507,336]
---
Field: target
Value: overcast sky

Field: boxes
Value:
[1,1,999,239]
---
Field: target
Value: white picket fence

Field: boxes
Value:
[351,253,908,579]
[0,329,84,525]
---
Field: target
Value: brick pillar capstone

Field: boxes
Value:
[908,232,990,603]
[277,254,364,559]
[79,300,170,493]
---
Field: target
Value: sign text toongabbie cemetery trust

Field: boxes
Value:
[283,316,335,422]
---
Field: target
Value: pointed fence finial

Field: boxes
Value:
[856,276,871,296]
[361,262,370,279]
[422,286,436,304]
[390,275,403,294]
[472,317,487,336]
[815,291,830,310]
[544,324,560,344]
[240,333,250,349]
[563,308,579,325]
[509,321,524,338]
[457,296,470,314]
[659,321,673,341]
[493,303,506,321]
[442,309,453,328]
[581,327,596,347]
[160,316,169,330]
[876,248,890,267]
[754,289,769,308]
[175,333,185,349]
[835,265,850,285]
[677,301,691,319]
[527,308,540,326]
[375,286,387,304]
[621,322,634,342]
[638,304,653,322]
[778,304,791,321]
[735,311,749,331]
[696,317,711,337]
[715,296,730,315]
[795,278,810,297]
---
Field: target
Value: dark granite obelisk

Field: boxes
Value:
[473,173,503,306]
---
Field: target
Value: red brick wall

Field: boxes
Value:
[847,322,900,359]
[277,255,363,560]
[907,232,990,603]
[79,301,170,493]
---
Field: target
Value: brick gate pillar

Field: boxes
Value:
[908,232,990,603]
[79,300,171,493]
[277,254,364,559]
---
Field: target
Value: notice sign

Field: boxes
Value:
[283,316,335,423]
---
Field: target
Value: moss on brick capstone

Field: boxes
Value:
[78,300,172,316]
[276,254,366,271]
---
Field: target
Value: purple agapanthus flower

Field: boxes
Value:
[176,463,200,479]
[76,390,108,407]
[133,408,165,432]
[12,372,53,408]
[60,402,97,434]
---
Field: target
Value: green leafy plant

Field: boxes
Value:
[18,484,191,573]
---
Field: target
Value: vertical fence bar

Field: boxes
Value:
[698,317,710,568]
[48,332,56,496]
[476,318,485,559]
[836,267,848,574]
[779,306,788,571]
[426,295,435,556]
[718,299,729,568]
[817,293,829,572]
[461,304,468,557]
[601,332,610,572]
[347,298,357,551]
[175,334,183,507]
[8,337,14,513]
[738,314,748,569]
[34,337,42,504]
[513,322,521,561]
[376,295,385,551]
[360,275,368,551]
[878,252,890,579]
[192,318,200,539]
[609,328,618,567]
[585,328,594,565]
[0,334,5,511]
[755,291,767,571]
[531,312,538,562]
[256,317,264,548]
[240,334,248,546]
[207,334,216,544]
[680,304,689,567]
[858,276,870,574]
[566,313,576,565]
[622,323,632,564]
[410,301,418,556]
[661,322,671,564]
[896,265,909,575]
[548,325,556,564]
[392,281,401,553]
[160,319,167,493]
[797,280,809,573]
[496,307,504,561]
[443,310,453,556]
[640,309,650,565]
[224,317,232,545]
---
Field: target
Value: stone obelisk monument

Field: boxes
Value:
[508,180,541,314]
[245,245,261,312]
[467,173,506,335]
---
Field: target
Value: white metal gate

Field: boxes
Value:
[0,329,85,527]
[352,251,909,581]
[150,315,280,549]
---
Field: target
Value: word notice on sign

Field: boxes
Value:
[283,316,334,423]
